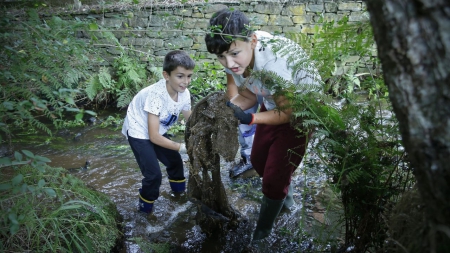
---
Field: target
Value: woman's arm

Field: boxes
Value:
[148,113,183,151]
[226,73,239,99]
[226,73,257,110]
[251,94,291,125]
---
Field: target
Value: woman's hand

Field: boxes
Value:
[226,101,254,125]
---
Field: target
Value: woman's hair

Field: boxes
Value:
[205,9,254,55]
[163,50,196,74]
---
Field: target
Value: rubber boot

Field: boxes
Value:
[139,188,154,213]
[283,184,295,209]
[229,154,253,178]
[252,196,285,241]
[169,178,186,193]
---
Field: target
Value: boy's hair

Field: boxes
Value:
[205,9,254,55]
[163,50,195,74]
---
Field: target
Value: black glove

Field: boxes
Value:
[226,101,254,125]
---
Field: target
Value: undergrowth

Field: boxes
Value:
[0,155,122,252]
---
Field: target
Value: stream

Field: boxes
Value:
[6,110,341,253]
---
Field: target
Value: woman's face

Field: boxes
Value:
[215,34,257,75]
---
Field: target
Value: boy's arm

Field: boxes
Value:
[148,113,183,151]
[181,110,191,121]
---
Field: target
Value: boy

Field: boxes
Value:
[121,50,195,214]
[205,9,321,241]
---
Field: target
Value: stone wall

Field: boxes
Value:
[71,0,368,70]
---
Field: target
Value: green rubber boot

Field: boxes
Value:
[283,184,295,209]
[252,196,285,241]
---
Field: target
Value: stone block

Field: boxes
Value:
[101,18,123,28]
[292,15,312,24]
[254,3,283,14]
[349,12,369,22]
[338,3,362,11]
[282,4,306,16]
[301,24,322,34]
[260,26,283,35]
[165,36,194,49]
[283,25,303,34]
[146,15,165,27]
[174,7,193,16]
[204,4,228,14]
[325,2,338,13]
[134,11,151,18]
[246,13,269,25]
[321,13,344,23]
[192,12,205,18]
[268,15,294,26]
[307,4,324,13]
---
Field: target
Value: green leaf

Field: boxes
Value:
[34,155,51,163]
[10,224,19,235]
[65,97,75,105]
[44,188,57,197]
[65,107,81,112]
[2,101,14,110]
[22,150,35,158]
[12,174,23,185]
[84,110,97,116]
[75,113,83,121]
[38,179,45,188]
[27,185,36,193]
[8,213,18,225]
[0,157,12,166]
[14,151,23,161]
[0,183,12,191]
[89,23,98,30]
[11,160,30,166]
[59,204,82,211]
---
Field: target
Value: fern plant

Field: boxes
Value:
[0,9,98,144]
[84,52,151,108]
[249,16,413,251]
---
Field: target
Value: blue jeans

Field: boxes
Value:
[127,133,184,201]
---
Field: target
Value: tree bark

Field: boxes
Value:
[365,0,450,251]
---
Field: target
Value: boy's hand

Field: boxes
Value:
[179,143,186,153]
[226,101,254,125]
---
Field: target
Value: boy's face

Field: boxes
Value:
[215,35,257,75]
[163,66,194,94]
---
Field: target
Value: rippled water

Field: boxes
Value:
[8,118,339,252]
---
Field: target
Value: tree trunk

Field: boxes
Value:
[365,0,450,251]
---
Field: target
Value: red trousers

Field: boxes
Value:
[251,104,312,200]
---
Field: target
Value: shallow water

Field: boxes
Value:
[7,118,340,252]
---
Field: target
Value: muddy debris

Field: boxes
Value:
[185,91,251,245]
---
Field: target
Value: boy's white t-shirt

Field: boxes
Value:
[226,31,321,110]
[121,79,191,139]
